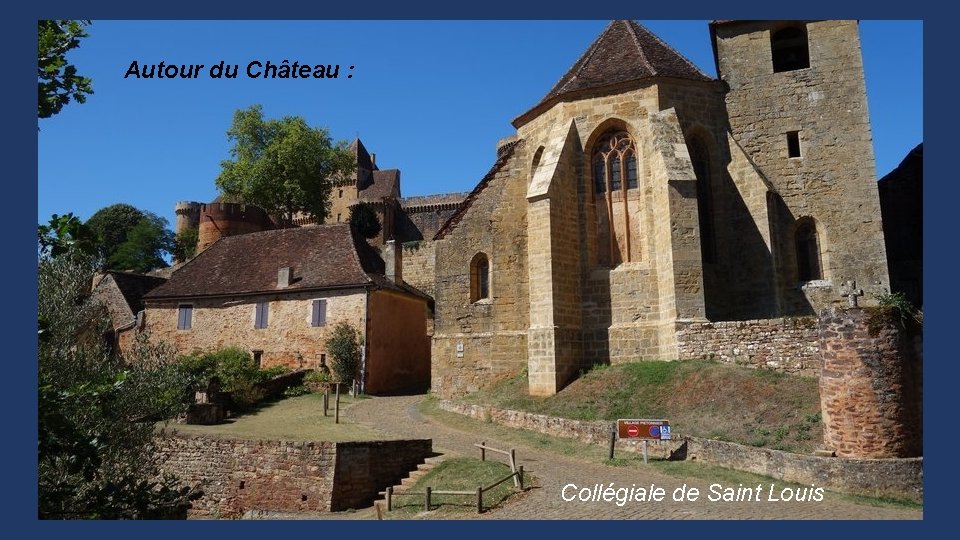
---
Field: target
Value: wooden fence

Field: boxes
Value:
[382,442,526,514]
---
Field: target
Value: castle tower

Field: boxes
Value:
[174,201,201,236]
[196,202,274,254]
[711,20,890,313]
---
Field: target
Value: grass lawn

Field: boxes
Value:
[384,457,529,518]
[418,397,920,510]
[161,393,383,442]
[460,360,823,453]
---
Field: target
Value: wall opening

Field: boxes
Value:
[795,218,823,281]
[590,130,639,266]
[771,25,810,73]
[787,131,802,158]
[470,253,490,303]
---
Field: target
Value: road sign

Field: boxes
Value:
[617,419,671,440]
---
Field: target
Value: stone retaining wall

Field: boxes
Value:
[676,317,821,376]
[438,401,922,502]
[156,430,432,517]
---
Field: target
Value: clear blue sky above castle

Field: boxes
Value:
[37,20,922,229]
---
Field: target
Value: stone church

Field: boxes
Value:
[153,20,904,400]
[429,20,892,397]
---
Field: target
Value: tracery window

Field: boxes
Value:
[592,132,638,193]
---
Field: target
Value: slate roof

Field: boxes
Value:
[514,20,712,127]
[144,224,427,301]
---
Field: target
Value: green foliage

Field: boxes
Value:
[107,216,175,272]
[876,291,923,331]
[38,213,98,259]
[349,202,382,239]
[174,349,292,409]
[38,248,198,519]
[38,20,93,119]
[259,365,292,380]
[282,385,310,398]
[215,104,356,226]
[173,226,199,262]
[325,322,360,384]
[85,204,175,272]
[86,203,144,257]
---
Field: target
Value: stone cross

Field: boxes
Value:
[840,280,864,307]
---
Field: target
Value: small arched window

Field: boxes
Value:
[795,218,822,281]
[592,132,638,193]
[771,26,810,73]
[470,253,490,303]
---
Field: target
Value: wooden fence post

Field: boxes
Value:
[386,486,392,511]
[608,424,616,460]
[335,383,341,424]
[510,449,519,487]
[425,486,432,512]
[480,441,485,461]
[476,486,483,513]
[518,466,524,490]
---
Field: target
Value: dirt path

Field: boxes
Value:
[344,394,922,520]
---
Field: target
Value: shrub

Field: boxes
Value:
[282,385,310,398]
[258,365,291,382]
[304,370,332,392]
[325,322,360,384]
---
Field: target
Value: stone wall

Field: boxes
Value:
[432,142,530,399]
[819,307,922,458]
[714,21,890,312]
[145,289,367,370]
[676,317,821,376]
[397,240,437,298]
[332,440,434,510]
[438,401,922,502]
[156,431,337,518]
[155,430,432,516]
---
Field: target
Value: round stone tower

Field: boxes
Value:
[174,201,201,236]
[196,202,275,253]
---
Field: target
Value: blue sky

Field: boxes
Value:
[37,20,922,229]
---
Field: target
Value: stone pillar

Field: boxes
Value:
[818,307,922,458]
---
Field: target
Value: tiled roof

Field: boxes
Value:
[360,169,400,201]
[145,224,380,300]
[400,192,469,210]
[514,20,712,127]
[433,139,523,240]
[350,138,375,171]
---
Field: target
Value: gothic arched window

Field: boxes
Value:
[592,132,638,193]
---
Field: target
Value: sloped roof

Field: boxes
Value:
[349,138,376,172]
[144,224,383,300]
[360,169,401,201]
[514,20,712,127]
[433,139,523,240]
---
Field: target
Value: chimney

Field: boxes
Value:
[384,240,402,285]
[277,266,293,288]
[370,153,376,168]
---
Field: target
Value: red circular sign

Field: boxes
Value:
[627,425,639,437]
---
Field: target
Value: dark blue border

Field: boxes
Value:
[19,0,944,537]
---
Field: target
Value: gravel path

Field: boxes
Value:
[344,394,922,520]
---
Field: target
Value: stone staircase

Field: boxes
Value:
[373,454,447,513]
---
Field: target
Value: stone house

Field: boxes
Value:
[430,20,895,397]
[142,223,432,394]
[91,271,168,353]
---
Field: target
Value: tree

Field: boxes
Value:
[107,216,175,272]
[85,204,175,272]
[38,213,98,259]
[38,247,198,519]
[173,227,199,263]
[215,105,356,226]
[38,20,93,119]
[349,202,382,239]
[325,322,361,385]
[85,203,146,259]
